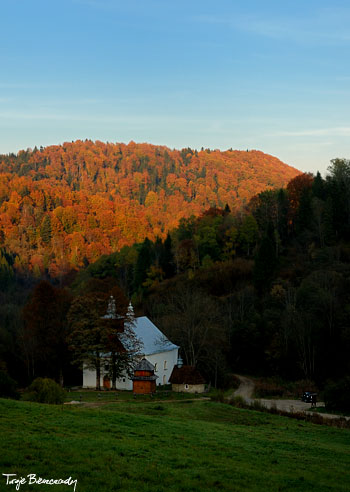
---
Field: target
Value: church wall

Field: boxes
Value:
[146,348,179,386]
[82,348,179,389]
[82,365,97,389]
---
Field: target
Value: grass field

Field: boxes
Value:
[1,397,349,492]
[64,389,206,403]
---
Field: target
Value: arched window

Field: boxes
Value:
[164,360,167,370]
[163,375,166,384]
[154,363,158,372]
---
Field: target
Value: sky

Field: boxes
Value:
[1,0,350,175]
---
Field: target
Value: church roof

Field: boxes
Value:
[133,316,179,356]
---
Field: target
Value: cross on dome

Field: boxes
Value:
[103,295,117,319]
[127,301,134,318]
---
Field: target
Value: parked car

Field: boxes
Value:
[301,391,317,403]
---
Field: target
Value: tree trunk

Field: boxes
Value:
[214,359,218,388]
[111,352,117,390]
[96,359,101,390]
[59,368,64,387]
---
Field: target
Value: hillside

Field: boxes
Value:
[1,398,349,492]
[0,140,300,275]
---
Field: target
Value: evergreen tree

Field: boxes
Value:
[296,188,312,234]
[133,238,152,291]
[239,215,258,256]
[276,189,289,243]
[254,225,277,292]
[312,171,325,200]
[160,233,175,278]
[40,215,52,244]
[67,294,108,390]
[21,281,71,384]
[0,249,14,290]
[323,196,335,244]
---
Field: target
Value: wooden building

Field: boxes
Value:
[169,365,206,393]
[131,358,158,394]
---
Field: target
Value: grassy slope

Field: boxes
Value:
[1,398,349,492]
[63,390,205,402]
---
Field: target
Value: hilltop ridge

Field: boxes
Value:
[0,140,301,274]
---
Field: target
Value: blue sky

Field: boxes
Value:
[1,0,350,174]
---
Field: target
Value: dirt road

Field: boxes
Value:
[232,375,350,421]
[232,375,254,401]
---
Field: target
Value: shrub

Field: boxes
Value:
[229,395,247,408]
[23,378,66,404]
[0,370,19,399]
[210,389,226,403]
[254,380,284,398]
[323,377,350,414]
[250,399,267,411]
[224,374,241,390]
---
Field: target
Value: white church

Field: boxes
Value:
[82,300,179,390]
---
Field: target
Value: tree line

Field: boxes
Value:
[1,159,350,390]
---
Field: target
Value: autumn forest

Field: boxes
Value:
[1,141,350,405]
[0,140,299,276]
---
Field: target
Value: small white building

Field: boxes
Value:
[169,365,206,393]
[83,304,179,390]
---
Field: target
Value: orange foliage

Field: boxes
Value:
[0,141,301,274]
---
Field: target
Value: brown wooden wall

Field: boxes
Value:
[134,370,152,377]
[133,380,156,394]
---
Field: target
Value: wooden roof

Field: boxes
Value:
[169,365,205,385]
[134,358,155,372]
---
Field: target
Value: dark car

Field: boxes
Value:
[301,391,317,403]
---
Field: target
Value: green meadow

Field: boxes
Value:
[1,398,349,492]
[63,389,205,403]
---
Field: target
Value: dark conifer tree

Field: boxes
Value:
[40,215,52,244]
[133,238,152,291]
[296,188,313,234]
[253,224,277,292]
[312,171,325,200]
[160,233,175,278]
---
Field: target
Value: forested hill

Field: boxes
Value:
[0,140,300,275]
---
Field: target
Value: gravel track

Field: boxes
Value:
[232,375,350,421]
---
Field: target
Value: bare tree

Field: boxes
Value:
[151,285,226,371]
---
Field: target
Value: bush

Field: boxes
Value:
[0,370,19,399]
[229,395,247,408]
[210,389,226,403]
[323,377,350,414]
[222,373,241,390]
[254,380,284,398]
[23,378,66,404]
